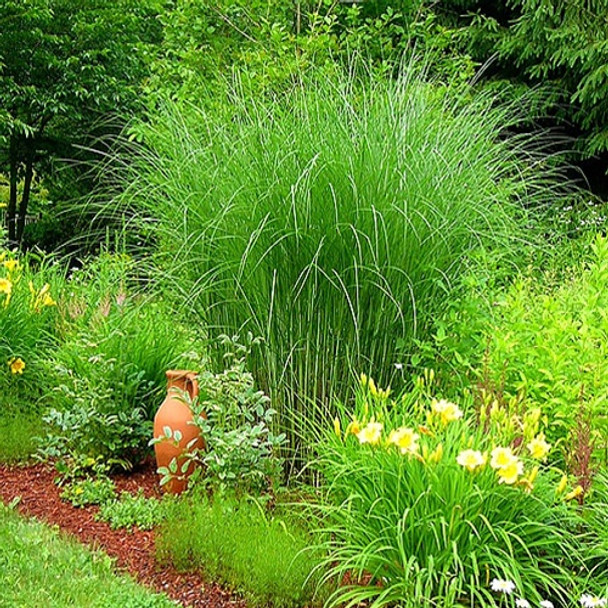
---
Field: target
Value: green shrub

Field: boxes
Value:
[148,2,476,106]
[481,235,608,445]
[153,334,285,494]
[40,363,155,472]
[420,234,608,454]
[310,375,608,608]
[156,493,324,608]
[60,476,116,508]
[111,67,564,469]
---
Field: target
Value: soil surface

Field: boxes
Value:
[0,461,246,608]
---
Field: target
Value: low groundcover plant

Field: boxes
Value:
[310,373,608,608]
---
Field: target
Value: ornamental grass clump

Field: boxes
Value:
[311,372,608,608]
[105,66,565,464]
[156,493,324,608]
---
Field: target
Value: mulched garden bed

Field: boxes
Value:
[0,461,246,608]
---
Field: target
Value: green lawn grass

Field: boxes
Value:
[0,505,176,608]
[0,410,43,464]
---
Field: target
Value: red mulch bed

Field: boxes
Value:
[0,461,247,608]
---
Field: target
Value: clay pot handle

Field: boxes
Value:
[186,373,199,401]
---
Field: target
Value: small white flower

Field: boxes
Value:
[490,578,516,594]
[516,599,530,608]
[581,595,607,608]
[394,363,403,370]
[540,601,554,608]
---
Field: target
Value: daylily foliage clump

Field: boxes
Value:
[0,248,58,382]
[314,372,608,608]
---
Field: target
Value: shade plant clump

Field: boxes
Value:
[309,372,608,608]
[96,489,169,531]
[109,66,565,466]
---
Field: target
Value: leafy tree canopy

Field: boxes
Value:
[0,0,162,245]
[438,0,608,158]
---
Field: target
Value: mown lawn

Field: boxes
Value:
[0,505,175,608]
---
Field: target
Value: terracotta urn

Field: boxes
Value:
[153,370,204,494]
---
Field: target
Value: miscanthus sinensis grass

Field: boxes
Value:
[105,65,567,468]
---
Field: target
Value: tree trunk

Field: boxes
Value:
[16,148,34,247]
[7,136,18,245]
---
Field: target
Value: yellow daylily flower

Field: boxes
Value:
[490,447,516,470]
[42,293,56,307]
[8,357,25,375]
[356,422,383,446]
[496,458,524,485]
[456,449,487,472]
[3,259,19,273]
[518,466,539,493]
[333,417,341,439]
[346,418,361,437]
[0,277,12,295]
[527,434,551,461]
[565,485,584,501]
[387,427,420,455]
[431,399,463,426]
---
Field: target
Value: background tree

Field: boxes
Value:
[433,0,608,187]
[0,0,161,247]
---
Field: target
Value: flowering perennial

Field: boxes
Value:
[456,449,486,472]
[490,578,516,594]
[431,398,463,426]
[356,422,383,446]
[527,434,551,461]
[335,373,584,500]
[387,427,420,455]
